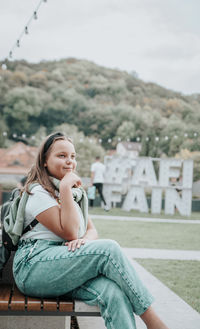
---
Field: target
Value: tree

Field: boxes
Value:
[3,86,51,137]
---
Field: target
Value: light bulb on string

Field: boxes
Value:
[98,139,102,143]
[136,137,140,142]
[117,137,121,142]
[126,138,130,142]
[34,11,38,19]
[184,133,188,138]
[13,133,17,138]
[155,136,159,142]
[194,132,197,137]
[17,40,20,47]
[108,138,112,143]
[3,132,7,137]
[164,136,169,141]
[174,135,178,139]
[9,51,12,58]
[25,26,29,34]
[145,137,149,141]
[43,0,47,2]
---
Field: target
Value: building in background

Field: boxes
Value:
[116,142,141,158]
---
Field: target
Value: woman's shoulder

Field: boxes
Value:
[30,184,47,193]
[26,183,57,205]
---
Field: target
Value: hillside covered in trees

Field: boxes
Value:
[1,58,200,177]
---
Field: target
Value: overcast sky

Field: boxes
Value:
[0,0,200,95]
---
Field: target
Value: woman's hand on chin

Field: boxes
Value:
[60,172,82,189]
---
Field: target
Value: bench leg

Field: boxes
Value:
[70,316,79,329]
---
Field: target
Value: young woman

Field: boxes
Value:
[13,132,169,329]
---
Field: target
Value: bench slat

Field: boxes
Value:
[43,298,58,311]
[27,296,42,311]
[10,286,25,311]
[0,284,11,311]
[59,299,74,312]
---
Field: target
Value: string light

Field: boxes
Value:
[1,131,200,147]
[2,0,48,67]
[34,11,38,20]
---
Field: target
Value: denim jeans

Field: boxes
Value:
[13,239,154,329]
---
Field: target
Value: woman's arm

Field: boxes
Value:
[65,218,98,251]
[83,218,98,240]
[36,172,82,240]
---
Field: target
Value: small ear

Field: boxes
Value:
[44,163,47,167]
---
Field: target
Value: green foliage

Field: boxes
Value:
[0,57,200,167]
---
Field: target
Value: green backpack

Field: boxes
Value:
[0,185,38,277]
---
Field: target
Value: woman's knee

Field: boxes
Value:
[91,239,121,255]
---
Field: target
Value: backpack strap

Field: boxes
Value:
[22,218,39,235]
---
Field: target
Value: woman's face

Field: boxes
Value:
[44,139,77,179]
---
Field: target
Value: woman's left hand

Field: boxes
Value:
[65,238,87,252]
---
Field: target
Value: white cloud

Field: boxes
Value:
[0,0,199,94]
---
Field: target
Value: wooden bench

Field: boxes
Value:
[0,250,101,329]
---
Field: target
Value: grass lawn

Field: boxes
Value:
[89,207,200,220]
[136,259,200,314]
[92,212,200,313]
[92,218,200,250]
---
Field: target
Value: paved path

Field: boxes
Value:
[90,214,200,224]
[123,247,200,260]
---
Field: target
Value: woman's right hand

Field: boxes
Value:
[60,172,82,189]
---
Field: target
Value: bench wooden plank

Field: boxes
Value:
[10,286,26,311]
[27,296,42,312]
[43,298,58,311]
[59,299,74,312]
[0,284,11,311]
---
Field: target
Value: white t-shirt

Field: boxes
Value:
[21,185,86,241]
[91,162,105,183]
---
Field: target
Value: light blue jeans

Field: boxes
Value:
[13,239,154,329]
